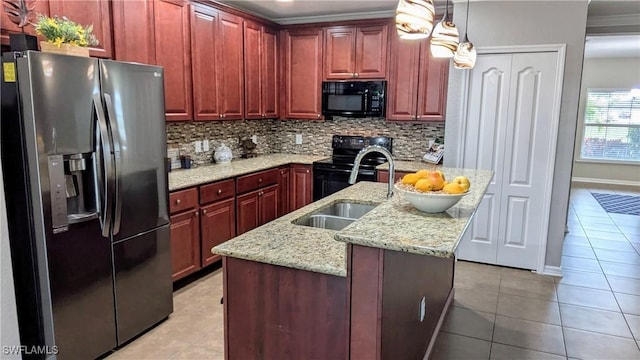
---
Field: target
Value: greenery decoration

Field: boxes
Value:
[34,14,98,47]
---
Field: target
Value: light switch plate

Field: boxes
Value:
[251,135,258,143]
[295,134,303,145]
[203,140,209,151]
[195,140,202,153]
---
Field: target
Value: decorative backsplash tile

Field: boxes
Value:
[166,117,445,166]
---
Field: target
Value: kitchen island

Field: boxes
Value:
[213,167,493,360]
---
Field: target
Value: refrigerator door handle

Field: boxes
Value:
[93,94,115,237]
[103,93,123,235]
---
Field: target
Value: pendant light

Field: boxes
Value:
[430,0,459,58]
[453,0,477,69]
[395,0,435,40]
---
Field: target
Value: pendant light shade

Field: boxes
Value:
[453,0,476,69]
[395,0,435,40]
[430,0,458,58]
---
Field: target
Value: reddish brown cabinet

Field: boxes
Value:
[155,0,192,121]
[290,164,313,211]
[377,170,410,184]
[170,209,200,281]
[387,36,449,122]
[200,197,236,266]
[277,166,290,217]
[282,28,323,120]
[48,0,113,58]
[324,24,388,80]
[112,0,156,64]
[236,184,278,235]
[244,21,278,119]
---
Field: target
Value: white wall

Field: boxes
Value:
[0,145,22,359]
[445,0,588,268]
[572,57,640,184]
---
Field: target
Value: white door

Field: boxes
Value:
[457,51,561,270]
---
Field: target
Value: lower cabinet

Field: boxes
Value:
[377,170,410,184]
[236,184,279,235]
[170,209,201,281]
[277,166,290,217]
[290,164,312,211]
[200,197,236,267]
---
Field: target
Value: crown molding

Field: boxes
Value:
[273,10,396,25]
[587,14,640,28]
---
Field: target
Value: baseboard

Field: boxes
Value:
[572,177,640,187]
[540,265,563,277]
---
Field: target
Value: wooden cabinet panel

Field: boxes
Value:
[324,27,356,80]
[191,5,219,120]
[290,164,312,211]
[277,166,290,218]
[236,168,279,194]
[417,50,449,121]
[261,184,279,226]
[236,191,260,235]
[112,0,155,64]
[169,188,198,214]
[217,12,244,119]
[387,36,421,121]
[201,198,236,266]
[262,26,278,118]
[282,28,323,120]
[170,209,200,281]
[200,178,235,204]
[48,0,112,58]
[1,0,49,44]
[244,21,262,119]
[155,0,192,121]
[355,25,388,79]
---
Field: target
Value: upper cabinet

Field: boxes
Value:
[155,0,192,121]
[1,0,49,43]
[387,35,448,122]
[324,24,388,80]
[190,5,244,121]
[48,0,113,58]
[112,0,156,64]
[282,28,323,120]
[244,21,278,119]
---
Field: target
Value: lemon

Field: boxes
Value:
[416,169,431,178]
[402,173,421,186]
[415,179,433,192]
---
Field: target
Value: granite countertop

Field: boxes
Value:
[212,165,493,277]
[168,154,328,191]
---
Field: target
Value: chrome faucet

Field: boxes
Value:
[349,145,395,199]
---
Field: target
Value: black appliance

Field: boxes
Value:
[1,51,172,359]
[322,81,386,119]
[313,135,393,201]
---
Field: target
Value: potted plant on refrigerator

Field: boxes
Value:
[34,14,98,57]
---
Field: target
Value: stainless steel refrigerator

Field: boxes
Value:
[1,51,172,359]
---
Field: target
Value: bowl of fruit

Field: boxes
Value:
[394,170,471,213]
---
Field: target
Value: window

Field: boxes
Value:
[580,89,640,162]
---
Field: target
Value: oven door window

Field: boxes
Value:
[326,94,364,112]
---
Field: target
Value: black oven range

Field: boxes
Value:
[313,135,393,201]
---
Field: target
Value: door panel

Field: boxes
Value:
[48,0,113,58]
[355,25,388,79]
[112,0,156,64]
[261,184,279,225]
[201,198,236,266]
[386,37,420,120]
[417,49,449,121]
[217,12,244,119]
[100,60,169,242]
[113,225,173,344]
[244,21,262,119]
[170,209,200,280]
[262,27,279,118]
[237,191,260,235]
[325,27,356,79]
[283,29,323,119]
[191,6,219,120]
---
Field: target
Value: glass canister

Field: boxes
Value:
[214,143,232,164]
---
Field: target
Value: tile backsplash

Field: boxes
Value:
[166,117,445,166]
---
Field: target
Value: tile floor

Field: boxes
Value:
[107,182,640,360]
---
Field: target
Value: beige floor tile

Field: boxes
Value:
[560,303,632,338]
[580,222,619,232]
[429,332,491,360]
[454,269,501,293]
[600,261,640,279]
[496,293,561,325]
[624,313,640,341]
[499,277,557,302]
[492,315,565,356]
[453,287,499,314]
[556,284,619,311]
[170,345,223,360]
[442,307,495,341]
[563,244,596,259]
[456,261,503,277]
[563,234,590,247]
[625,232,640,243]
[589,238,638,253]
[561,255,603,273]
[615,292,640,315]
[192,325,225,353]
[619,225,640,235]
[500,267,555,283]
[106,334,191,360]
[578,215,617,226]
[607,275,640,295]
[489,343,566,360]
[610,213,640,224]
[554,269,610,290]
[595,248,640,265]
[566,226,586,238]
[564,328,640,360]
[585,229,627,241]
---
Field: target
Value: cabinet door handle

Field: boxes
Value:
[317,114,321,119]
[417,115,421,119]
[176,199,181,204]
[219,114,222,118]
[306,170,309,173]
[195,211,199,216]
[202,209,207,215]
[217,189,222,194]
[258,191,263,196]
[258,178,263,183]
[354,73,359,78]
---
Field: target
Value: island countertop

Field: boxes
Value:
[168,153,328,191]
[212,166,493,277]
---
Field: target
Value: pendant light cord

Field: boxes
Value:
[464,0,470,42]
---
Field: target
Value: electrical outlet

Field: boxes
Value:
[203,140,209,152]
[251,135,258,143]
[419,296,426,322]
[195,140,202,153]
[295,134,303,145]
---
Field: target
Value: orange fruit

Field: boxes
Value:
[426,173,445,190]
[434,170,446,181]
[416,169,431,178]
[443,183,465,194]
[401,173,421,186]
[414,179,433,192]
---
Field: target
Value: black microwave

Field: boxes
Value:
[322,81,386,119]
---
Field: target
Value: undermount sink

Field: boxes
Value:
[294,201,377,231]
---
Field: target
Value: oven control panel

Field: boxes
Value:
[332,135,392,151]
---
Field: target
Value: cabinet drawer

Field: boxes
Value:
[169,188,198,214]
[236,168,279,194]
[200,179,235,204]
